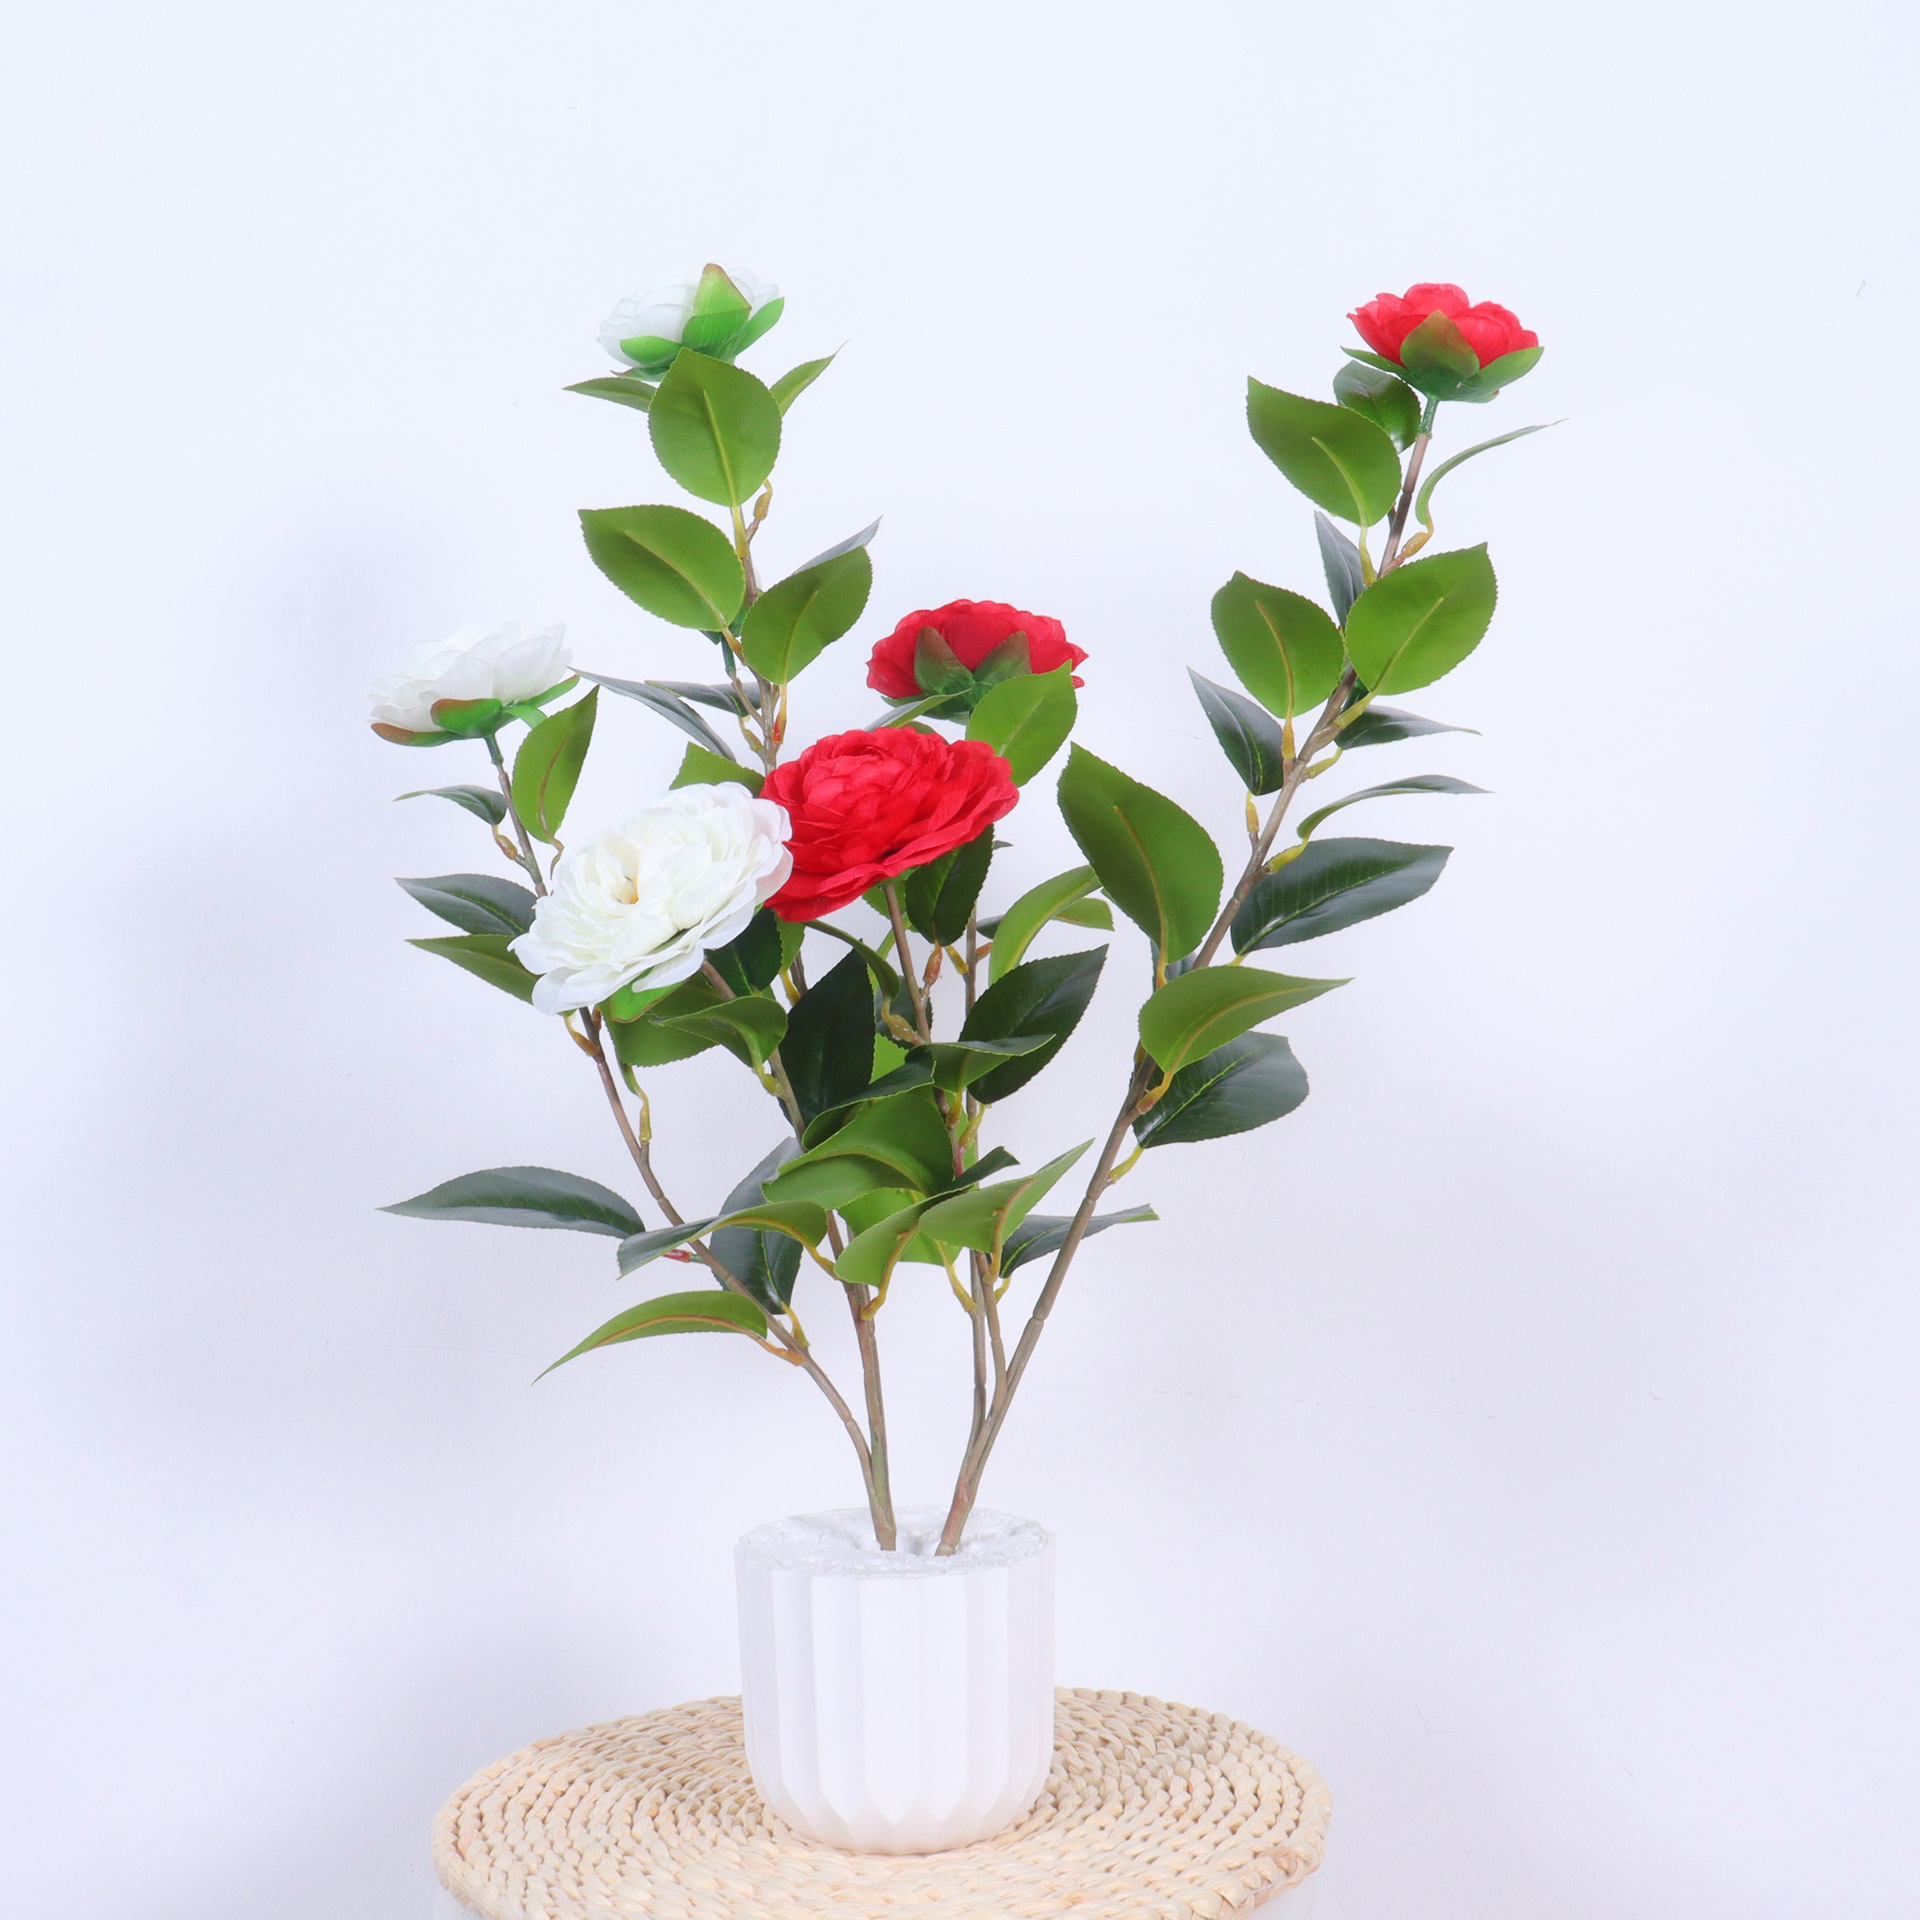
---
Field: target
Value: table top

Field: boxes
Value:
[433,1687,1331,1919]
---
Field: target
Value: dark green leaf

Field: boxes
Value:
[1133,1033,1309,1148]
[396,872,537,937]
[902,829,994,946]
[583,673,736,759]
[768,354,836,414]
[781,950,883,1128]
[1296,773,1487,841]
[396,784,506,826]
[1246,378,1402,525]
[650,679,752,716]
[1343,546,1497,696]
[763,1088,954,1208]
[1232,837,1450,951]
[1138,965,1345,1075]
[1189,672,1288,795]
[1333,361,1422,450]
[709,1139,804,1311]
[1001,1204,1159,1274]
[1335,702,1477,750]
[917,1143,1090,1256]
[987,866,1101,981]
[739,547,873,683]
[565,374,657,412]
[648,350,782,506]
[670,742,761,792]
[1211,573,1344,720]
[1314,513,1366,626]
[539,1289,767,1376]
[1056,747,1221,962]
[806,922,902,999]
[408,932,536,1003]
[961,946,1107,1103]
[966,665,1076,784]
[510,689,596,844]
[705,908,785,995]
[1414,424,1556,530]
[383,1165,643,1236]
[579,504,745,630]
[615,1201,825,1275]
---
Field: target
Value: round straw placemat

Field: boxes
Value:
[433,1686,1330,1918]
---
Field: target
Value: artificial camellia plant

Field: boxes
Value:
[374,270,1547,1554]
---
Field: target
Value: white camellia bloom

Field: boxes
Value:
[510,785,794,1016]
[597,264,783,374]
[369,623,573,737]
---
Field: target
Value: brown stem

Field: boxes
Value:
[1379,426,1436,573]
[885,884,932,1040]
[486,736,546,895]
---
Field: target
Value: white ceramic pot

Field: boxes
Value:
[735,1505,1055,1853]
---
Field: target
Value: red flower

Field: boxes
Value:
[762,728,1019,922]
[1349,283,1538,370]
[866,599,1087,700]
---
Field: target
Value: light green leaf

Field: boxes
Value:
[407,933,536,1003]
[648,350,782,507]
[1414,424,1557,529]
[916,1142,1091,1257]
[510,688,596,844]
[1333,361,1422,450]
[1342,546,1498,696]
[383,1165,643,1236]
[911,1035,1048,1093]
[1295,773,1487,841]
[659,994,788,1068]
[966,664,1076,784]
[670,742,762,792]
[834,1199,937,1291]
[1210,574,1344,721]
[763,1088,953,1209]
[565,374,657,413]
[1246,379,1402,526]
[1138,965,1346,1076]
[987,866,1101,981]
[739,548,873,682]
[769,354,836,413]
[579,504,745,630]
[539,1289,768,1376]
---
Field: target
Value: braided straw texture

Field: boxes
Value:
[433,1687,1331,1919]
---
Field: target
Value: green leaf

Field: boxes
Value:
[739,547,873,682]
[605,978,723,1067]
[764,1088,954,1209]
[670,742,761,792]
[510,689,596,844]
[540,1289,768,1376]
[782,950,883,1129]
[1314,513,1366,627]
[382,1165,643,1236]
[1138,965,1345,1076]
[1232,837,1450,951]
[1246,378,1402,526]
[396,784,507,826]
[1001,1204,1158,1274]
[911,1035,1049,1094]
[1397,310,1480,384]
[1188,671,1288,796]
[408,933,536,1003]
[650,679,752,716]
[1055,897,1112,929]
[769,354,835,414]
[705,908,785,995]
[1133,1033,1309,1148]
[902,829,994,946]
[579,504,745,630]
[806,922,902,1000]
[800,1056,936,1149]
[1343,546,1497,696]
[917,1143,1090,1257]
[648,350,782,507]
[1333,361,1422,450]
[1414,424,1556,530]
[1454,345,1543,401]
[961,946,1107,1103]
[660,993,788,1068]
[615,1200,826,1275]
[1211,573,1345,721]
[834,1199,938,1292]
[583,673,736,760]
[566,374,657,413]
[1056,746,1221,962]
[1295,773,1487,841]
[1335,702,1477,750]
[869,693,957,729]
[794,518,882,574]
[966,665,1076,784]
[987,866,1101,981]
[395,872,537,937]
[708,1140,804,1311]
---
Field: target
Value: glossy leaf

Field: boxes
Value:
[705,908,785,995]
[408,932,536,1003]
[648,350,782,506]
[764,1088,953,1208]
[834,1199,937,1291]
[615,1200,826,1275]
[805,921,902,1000]
[1232,837,1450,951]
[966,664,1075,784]
[1246,378,1402,526]
[1296,772,1487,841]
[579,504,745,630]
[566,374,657,412]
[1212,574,1344,720]
[1133,1033,1309,1148]
[917,1142,1090,1256]
[1001,1204,1159,1274]
[1056,897,1112,929]
[708,1139,804,1311]
[1138,965,1345,1076]
[540,1289,767,1376]
[1343,546,1497,696]
[794,518,882,574]
[1333,360,1421,450]
[1056,747,1221,962]
[510,689,596,844]
[961,946,1107,1103]
[1315,513,1366,626]
[799,1055,937,1150]
[987,866,1101,981]
[912,1035,1048,1094]
[651,679,752,716]
[670,742,761,791]
[1336,702,1477,750]
[1414,423,1556,529]
[769,354,835,414]
[583,673,736,760]
[660,994,787,1068]
[1189,672,1288,795]
[781,950,881,1129]
[396,784,506,826]
[739,547,873,683]
[605,978,722,1067]
[902,829,993,947]
[382,1165,643,1236]
[396,872,537,937]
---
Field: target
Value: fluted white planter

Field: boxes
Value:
[735,1505,1055,1853]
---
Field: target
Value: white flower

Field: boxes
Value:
[510,785,794,1016]
[598,264,782,372]
[369,623,572,736]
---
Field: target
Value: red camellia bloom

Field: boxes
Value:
[866,599,1087,700]
[761,728,1020,922]
[1348,283,1538,370]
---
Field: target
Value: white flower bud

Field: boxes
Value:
[370,623,572,736]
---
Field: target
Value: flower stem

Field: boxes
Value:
[485,734,546,895]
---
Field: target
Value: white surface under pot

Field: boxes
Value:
[734,1505,1056,1854]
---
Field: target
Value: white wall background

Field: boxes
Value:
[3,1,1915,1914]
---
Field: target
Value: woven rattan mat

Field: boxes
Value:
[433,1686,1331,1918]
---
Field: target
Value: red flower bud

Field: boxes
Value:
[1348,283,1538,371]
[866,599,1086,701]
[762,727,1020,922]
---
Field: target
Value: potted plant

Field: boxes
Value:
[374,266,1546,1854]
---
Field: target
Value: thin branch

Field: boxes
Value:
[885,884,932,1040]
[486,734,546,895]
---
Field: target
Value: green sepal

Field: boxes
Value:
[429,697,506,738]
[1333,361,1422,450]
[371,723,461,747]
[913,627,976,697]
